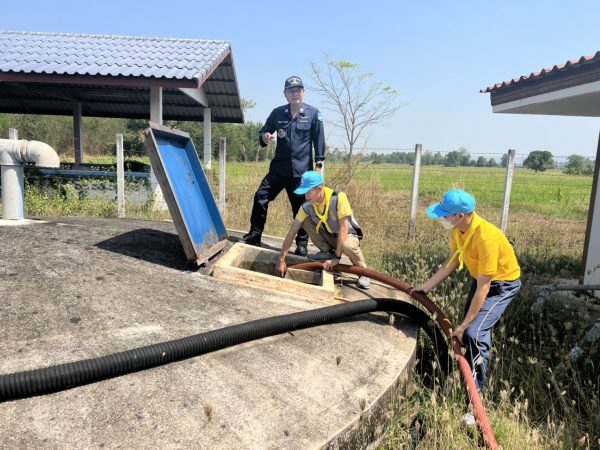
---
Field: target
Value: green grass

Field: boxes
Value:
[352,164,592,220]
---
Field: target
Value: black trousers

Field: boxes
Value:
[249,170,308,246]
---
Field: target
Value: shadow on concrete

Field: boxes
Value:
[95,228,196,271]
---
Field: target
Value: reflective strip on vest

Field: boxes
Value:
[302,193,363,238]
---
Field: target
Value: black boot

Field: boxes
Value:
[240,231,262,246]
[294,244,308,257]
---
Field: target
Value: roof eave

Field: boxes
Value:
[0,72,198,89]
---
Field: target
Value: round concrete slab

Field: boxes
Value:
[0,217,417,449]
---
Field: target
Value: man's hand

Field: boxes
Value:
[451,324,467,344]
[410,283,432,295]
[274,258,287,277]
[262,132,275,145]
[322,258,339,271]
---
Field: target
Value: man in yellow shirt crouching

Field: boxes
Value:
[274,171,370,289]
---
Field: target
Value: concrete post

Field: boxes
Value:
[9,128,18,139]
[116,134,125,218]
[219,137,226,215]
[500,149,516,233]
[203,108,212,170]
[407,144,422,240]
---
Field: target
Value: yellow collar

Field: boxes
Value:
[446,212,482,271]
[314,187,334,234]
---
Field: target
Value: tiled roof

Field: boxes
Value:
[0,31,243,122]
[0,30,231,83]
[481,51,600,93]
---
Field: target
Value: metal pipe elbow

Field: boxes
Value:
[0,139,60,168]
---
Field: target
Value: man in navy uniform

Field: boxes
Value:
[240,76,326,257]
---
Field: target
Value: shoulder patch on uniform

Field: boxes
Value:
[317,112,323,121]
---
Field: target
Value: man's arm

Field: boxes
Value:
[410,249,459,294]
[259,110,277,147]
[451,273,492,343]
[275,220,302,276]
[311,109,326,164]
[322,216,349,270]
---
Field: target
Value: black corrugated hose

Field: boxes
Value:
[0,298,448,402]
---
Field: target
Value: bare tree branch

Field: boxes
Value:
[308,56,403,158]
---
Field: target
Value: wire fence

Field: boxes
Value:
[210,156,591,244]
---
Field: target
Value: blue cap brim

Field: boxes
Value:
[293,186,311,195]
[426,204,451,218]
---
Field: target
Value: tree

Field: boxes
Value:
[308,56,402,159]
[523,150,554,173]
[445,147,470,167]
[476,156,487,167]
[563,154,595,176]
[487,158,499,168]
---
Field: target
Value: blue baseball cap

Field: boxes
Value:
[426,189,476,218]
[294,171,323,194]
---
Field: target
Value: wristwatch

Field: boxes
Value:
[316,162,324,169]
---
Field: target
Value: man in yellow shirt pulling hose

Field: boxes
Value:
[274,171,370,289]
[411,189,521,425]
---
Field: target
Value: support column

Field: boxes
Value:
[149,87,167,210]
[73,102,84,165]
[150,87,163,125]
[582,132,600,295]
[203,108,212,170]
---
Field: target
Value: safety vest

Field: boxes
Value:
[302,191,363,238]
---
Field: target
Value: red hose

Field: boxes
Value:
[292,262,499,450]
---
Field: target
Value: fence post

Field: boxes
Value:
[116,134,125,218]
[204,108,212,170]
[9,128,18,139]
[219,137,226,215]
[500,149,516,233]
[408,144,422,240]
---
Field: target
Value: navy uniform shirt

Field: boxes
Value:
[258,103,325,178]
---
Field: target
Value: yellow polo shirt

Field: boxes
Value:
[450,212,520,281]
[295,191,353,223]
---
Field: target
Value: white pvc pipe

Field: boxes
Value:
[0,139,60,220]
[1,165,25,219]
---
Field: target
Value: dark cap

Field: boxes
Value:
[284,76,304,90]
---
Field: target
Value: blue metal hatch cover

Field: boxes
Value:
[143,123,228,265]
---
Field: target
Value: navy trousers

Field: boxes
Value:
[463,278,521,392]
[249,170,308,246]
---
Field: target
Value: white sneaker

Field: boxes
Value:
[461,412,476,428]
[358,276,371,289]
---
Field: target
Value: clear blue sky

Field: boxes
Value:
[3,0,600,159]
